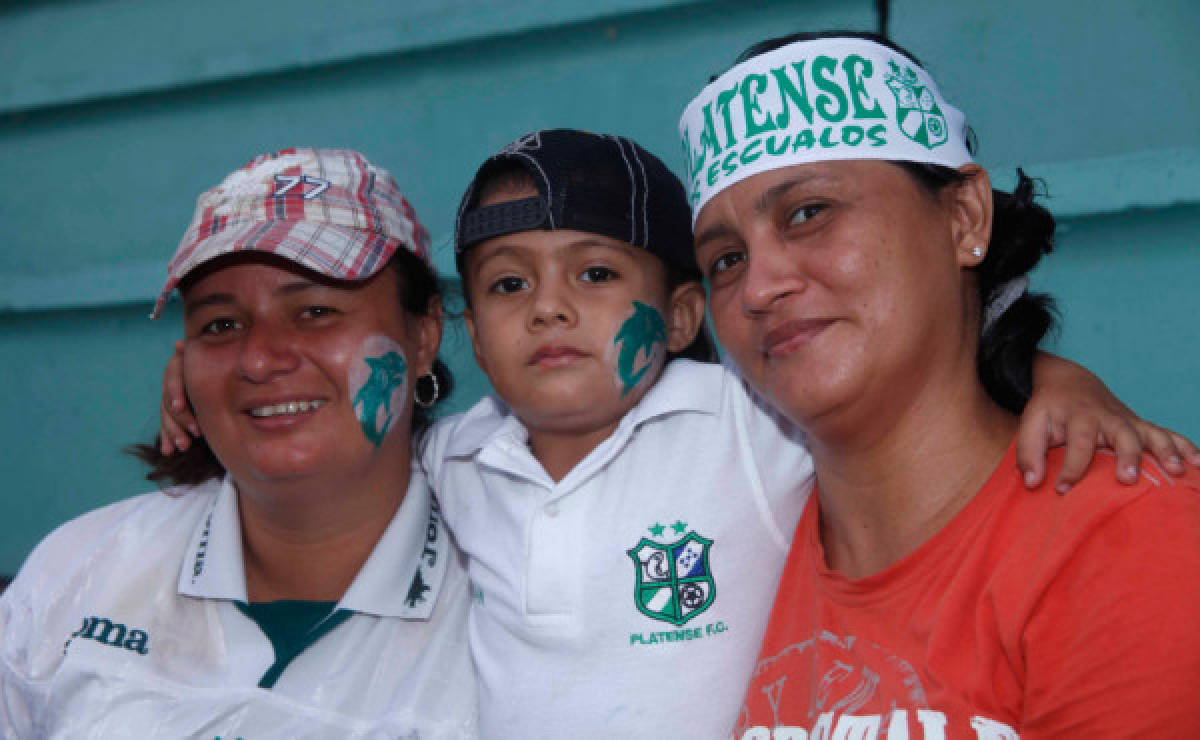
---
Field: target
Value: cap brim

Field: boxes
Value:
[151,220,404,318]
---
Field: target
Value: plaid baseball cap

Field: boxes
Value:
[152,147,430,318]
[454,129,697,274]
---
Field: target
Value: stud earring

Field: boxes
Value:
[971,246,985,259]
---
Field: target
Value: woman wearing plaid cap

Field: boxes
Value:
[680,32,1200,736]
[0,148,477,738]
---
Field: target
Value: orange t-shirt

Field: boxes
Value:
[737,443,1200,738]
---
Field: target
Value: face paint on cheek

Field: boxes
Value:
[611,301,668,397]
[347,335,409,447]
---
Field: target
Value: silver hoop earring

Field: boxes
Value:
[414,372,440,408]
[971,245,985,259]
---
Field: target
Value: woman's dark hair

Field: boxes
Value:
[898,163,1057,413]
[457,164,718,363]
[730,31,1057,412]
[731,29,922,70]
[129,248,455,486]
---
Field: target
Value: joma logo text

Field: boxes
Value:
[66,616,150,655]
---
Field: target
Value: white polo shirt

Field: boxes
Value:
[422,359,814,739]
[0,471,477,739]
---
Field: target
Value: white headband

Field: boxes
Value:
[679,38,973,222]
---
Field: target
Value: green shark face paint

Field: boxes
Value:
[613,301,667,397]
[348,335,408,447]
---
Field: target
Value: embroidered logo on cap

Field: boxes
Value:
[500,131,543,156]
[272,173,331,200]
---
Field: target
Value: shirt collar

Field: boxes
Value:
[616,358,721,429]
[443,394,531,459]
[338,469,449,619]
[178,475,248,602]
[442,359,722,476]
[177,472,449,620]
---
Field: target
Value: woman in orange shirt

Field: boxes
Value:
[683,31,1200,737]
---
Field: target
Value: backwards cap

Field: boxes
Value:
[679,37,973,222]
[455,129,697,273]
[153,147,430,317]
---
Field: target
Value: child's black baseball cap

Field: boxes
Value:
[454,129,698,277]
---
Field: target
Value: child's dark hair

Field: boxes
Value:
[729,30,1056,412]
[128,248,455,486]
[456,163,718,363]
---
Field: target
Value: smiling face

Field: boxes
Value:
[463,187,702,443]
[693,159,990,438]
[180,255,440,492]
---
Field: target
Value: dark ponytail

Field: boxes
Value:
[894,163,1056,412]
[974,169,1057,412]
[128,434,223,488]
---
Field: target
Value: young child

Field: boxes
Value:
[159,131,1194,738]
[427,129,815,737]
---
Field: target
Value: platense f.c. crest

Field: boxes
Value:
[627,523,715,626]
[884,61,948,150]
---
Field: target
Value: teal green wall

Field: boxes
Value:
[0,0,875,572]
[1,0,1196,573]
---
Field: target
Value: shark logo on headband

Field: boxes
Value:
[678,38,973,221]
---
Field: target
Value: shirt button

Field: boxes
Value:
[544,502,559,517]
